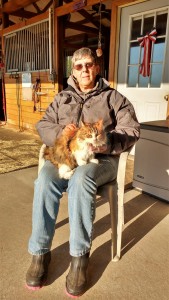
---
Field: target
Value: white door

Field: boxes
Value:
[117,0,169,122]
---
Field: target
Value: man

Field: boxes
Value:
[26,47,140,296]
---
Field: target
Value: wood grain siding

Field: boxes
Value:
[5,71,57,131]
[2,10,58,131]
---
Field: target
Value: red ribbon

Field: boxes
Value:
[137,28,157,77]
[0,62,5,68]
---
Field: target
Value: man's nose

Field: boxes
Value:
[82,64,88,71]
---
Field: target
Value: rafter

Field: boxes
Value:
[33,2,41,14]
[10,9,37,19]
[41,0,53,13]
[0,0,39,14]
[77,9,108,35]
[65,32,94,41]
[66,21,98,35]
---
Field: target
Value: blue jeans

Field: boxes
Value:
[28,155,119,257]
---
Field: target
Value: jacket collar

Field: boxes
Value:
[66,75,110,96]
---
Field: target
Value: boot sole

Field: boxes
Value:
[25,284,42,291]
[25,279,47,291]
[65,289,82,298]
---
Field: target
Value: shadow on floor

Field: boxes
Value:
[46,190,169,290]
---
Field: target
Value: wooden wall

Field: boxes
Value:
[1,10,58,132]
[5,71,57,132]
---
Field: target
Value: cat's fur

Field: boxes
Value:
[44,119,107,179]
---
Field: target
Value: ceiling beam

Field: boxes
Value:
[32,2,41,14]
[0,0,39,14]
[66,21,98,35]
[56,0,100,17]
[41,0,53,13]
[65,32,94,41]
[10,9,37,19]
[77,9,109,35]
[77,9,99,30]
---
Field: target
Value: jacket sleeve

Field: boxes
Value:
[35,94,64,146]
[107,90,140,155]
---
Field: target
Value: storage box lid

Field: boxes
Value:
[140,120,169,133]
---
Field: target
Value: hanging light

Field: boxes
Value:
[96,0,103,57]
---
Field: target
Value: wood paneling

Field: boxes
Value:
[4,71,57,131]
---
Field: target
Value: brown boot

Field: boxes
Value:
[66,253,89,297]
[26,252,51,290]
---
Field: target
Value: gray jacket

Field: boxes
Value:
[36,75,140,155]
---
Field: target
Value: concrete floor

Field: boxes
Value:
[1,126,169,300]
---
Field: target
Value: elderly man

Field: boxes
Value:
[26,47,140,297]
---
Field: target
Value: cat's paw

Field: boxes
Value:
[59,164,74,179]
[90,158,99,164]
[77,160,87,166]
[63,170,75,179]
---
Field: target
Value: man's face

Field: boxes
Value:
[72,56,100,91]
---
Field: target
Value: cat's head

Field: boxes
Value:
[77,119,107,146]
[80,119,103,130]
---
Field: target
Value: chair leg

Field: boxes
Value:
[109,182,124,262]
[109,183,119,261]
[116,179,125,261]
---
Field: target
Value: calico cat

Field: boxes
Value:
[44,119,107,179]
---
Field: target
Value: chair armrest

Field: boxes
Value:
[38,144,46,174]
[116,148,132,187]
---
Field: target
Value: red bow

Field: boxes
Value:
[0,62,5,68]
[137,28,157,77]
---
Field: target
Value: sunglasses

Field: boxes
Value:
[73,62,95,71]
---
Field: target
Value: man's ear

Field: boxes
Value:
[72,73,77,82]
[72,68,76,77]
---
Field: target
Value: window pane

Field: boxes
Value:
[140,47,144,63]
[143,16,154,35]
[156,13,168,36]
[152,38,165,62]
[128,66,138,87]
[131,19,141,40]
[150,64,163,87]
[138,74,149,87]
[129,42,140,64]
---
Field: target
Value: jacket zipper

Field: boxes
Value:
[76,92,87,126]
[76,101,84,126]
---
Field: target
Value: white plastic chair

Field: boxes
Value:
[38,144,131,261]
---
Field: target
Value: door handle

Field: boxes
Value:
[164,95,169,101]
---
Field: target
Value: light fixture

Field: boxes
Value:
[96,0,103,57]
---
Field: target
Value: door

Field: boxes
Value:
[117,0,169,123]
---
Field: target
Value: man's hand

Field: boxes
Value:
[90,144,108,154]
[63,124,78,137]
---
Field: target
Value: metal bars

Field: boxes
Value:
[4,20,49,73]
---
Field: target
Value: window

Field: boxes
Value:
[127,10,168,88]
[4,20,49,73]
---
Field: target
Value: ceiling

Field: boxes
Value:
[0,0,112,33]
[0,0,112,61]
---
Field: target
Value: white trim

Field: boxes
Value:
[3,18,49,37]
